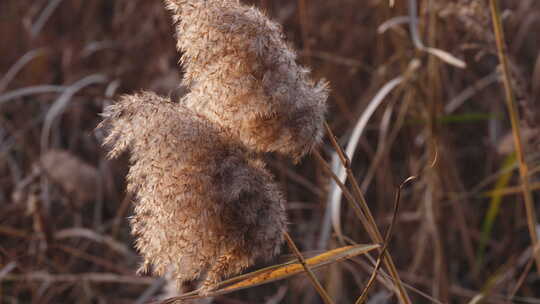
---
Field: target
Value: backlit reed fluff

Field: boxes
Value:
[99,91,286,292]
[164,0,328,159]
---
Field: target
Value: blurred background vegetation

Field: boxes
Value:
[1,0,540,303]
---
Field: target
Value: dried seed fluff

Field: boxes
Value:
[165,0,328,160]
[99,91,286,292]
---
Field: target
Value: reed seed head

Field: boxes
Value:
[165,0,328,160]
[99,91,286,288]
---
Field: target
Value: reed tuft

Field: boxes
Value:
[165,0,328,160]
[98,0,327,294]
[99,91,287,292]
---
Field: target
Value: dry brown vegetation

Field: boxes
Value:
[1,0,540,303]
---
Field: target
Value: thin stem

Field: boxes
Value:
[489,0,540,271]
[324,123,380,238]
[356,177,416,304]
[323,122,412,304]
[284,232,335,304]
[313,151,378,240]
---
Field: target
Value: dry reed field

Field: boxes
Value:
[1,0,540,303]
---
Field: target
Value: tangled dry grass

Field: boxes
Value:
[1,0,540,303]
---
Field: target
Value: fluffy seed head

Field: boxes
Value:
[164,0,328,159]
[99,91,286,288]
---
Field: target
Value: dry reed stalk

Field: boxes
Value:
[313,149,410,303]
[164,0,328,160]
[424,4,449,300]
[355,177,415,304]
[488,0,540,271]
[323,123,411,304]
[325,76,405,244]
[313,150,378,240]
[99,91,286,292]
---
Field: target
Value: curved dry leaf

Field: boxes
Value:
[377,16,411,34]
[407,0,466,69]
[321,76,404,248]
[159,244,379,303]
[424,47,467,69]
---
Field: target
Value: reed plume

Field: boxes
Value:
[97,0,330,293]
[164,0,328,160]
[99,91,286,292]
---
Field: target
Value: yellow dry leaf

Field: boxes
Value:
[161,244,379,303]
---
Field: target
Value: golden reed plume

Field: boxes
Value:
[99,0,328,293]
[165,0,328,160]
[100,92,286,292]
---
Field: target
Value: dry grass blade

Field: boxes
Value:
[508,245,539,301]
[0,48,47,92]
[40,74,107,151]
[0,262,17,279]
[54,228,134,257]
[482,181,540,198]
[322,76,404,247]
[489,0,540,271]
[321,59,419,249]
[378,16,410,34]
[407,0,466,68]
[423,47,466,69]
[444,70,500,114]
[156,244,380,303]
[466,262,512,304]
[31,0,64,38]
[0,85,67,105]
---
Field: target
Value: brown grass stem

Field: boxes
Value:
[284,232,335,304]
[508,245,538,301]
[312,151,377,240]
[489,0,540,271]
[355,176,416,304]
[324,122,380,236]
[323,123,412,304]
